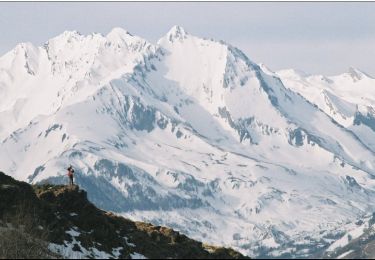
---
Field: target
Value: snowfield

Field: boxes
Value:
[1,26,375,258]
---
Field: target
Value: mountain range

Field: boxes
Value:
[1,25,375,258]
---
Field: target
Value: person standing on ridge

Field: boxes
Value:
[67,165,75,186]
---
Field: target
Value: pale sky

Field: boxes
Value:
[0,2,374,76]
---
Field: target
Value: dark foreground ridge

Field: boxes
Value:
[0,172,248,259]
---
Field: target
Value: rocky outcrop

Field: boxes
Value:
[0,172,247,259]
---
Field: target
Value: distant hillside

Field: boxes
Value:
[0,172,247,259]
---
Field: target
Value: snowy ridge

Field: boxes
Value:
[1,26,375,258]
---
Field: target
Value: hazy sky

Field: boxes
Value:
[0,2,374,76]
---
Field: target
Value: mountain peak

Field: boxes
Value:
[46,30,84,48]
[63,29,82,36]
[346,67,370,81]
[57,30,83,40]
[165,25,188,42]
[105,27,154,51]
[107,27,133,39]
[14,42,35,50]
[259,63,275,75]
[11,42,37,56]
[277,68,310,79]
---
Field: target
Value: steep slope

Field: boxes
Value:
[277,67,375,152]
[1,26,375,258]
[0,172,246,259]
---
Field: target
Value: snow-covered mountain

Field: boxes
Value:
[1,26,375,258]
